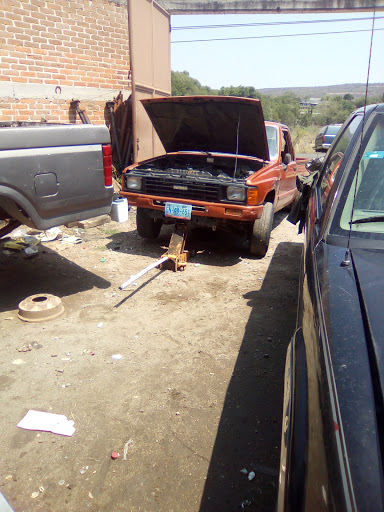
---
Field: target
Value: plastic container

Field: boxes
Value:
[111,196,129,223]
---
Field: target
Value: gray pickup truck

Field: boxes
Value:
[0,122,114,237]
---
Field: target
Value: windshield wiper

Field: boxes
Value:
[350,215,384,225]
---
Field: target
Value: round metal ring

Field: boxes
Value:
[18,294,64,322]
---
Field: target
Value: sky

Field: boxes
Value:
[170,11,384,91]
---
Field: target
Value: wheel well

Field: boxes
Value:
[0,197,35,228]
[264,191,275,205]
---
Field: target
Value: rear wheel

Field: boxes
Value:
[250,202,274,257]
[136,208,162,239]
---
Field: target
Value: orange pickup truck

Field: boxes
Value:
[121,96,309,256]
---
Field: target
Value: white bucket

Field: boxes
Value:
[111,197,129,223]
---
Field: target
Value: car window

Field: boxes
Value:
[319,116,361,208]
[340,114,384,234]
[282,129,294,160]
[318,126,326,136]
[326,125,342,135]
[266,125,278,160]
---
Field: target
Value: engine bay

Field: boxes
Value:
[133,153,263,182]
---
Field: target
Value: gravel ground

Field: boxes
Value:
[0,208,303,512]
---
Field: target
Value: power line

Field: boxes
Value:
[172,15,384,31]
[172,26,384,44]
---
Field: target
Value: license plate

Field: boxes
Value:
[165,202,192,220]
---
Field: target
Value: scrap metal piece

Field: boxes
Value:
[106,101,123,170]
[70,100,90,124]
[18,294,64,322]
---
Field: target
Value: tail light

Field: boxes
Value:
[102,144,113,187]
[322,135,326,142]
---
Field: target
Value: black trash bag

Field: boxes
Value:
[288,171,319,233]
[288,157,324,232]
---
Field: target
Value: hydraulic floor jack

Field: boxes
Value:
[119,223,189,290]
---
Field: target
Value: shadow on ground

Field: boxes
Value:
[199,241,303,512]
[0,246,110,312]
[106,211,290,268]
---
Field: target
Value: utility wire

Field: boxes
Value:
[172,26,384,44]
[172,15,384,31]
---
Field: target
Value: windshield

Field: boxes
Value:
[339,114,384,235]
[266,125,278,160]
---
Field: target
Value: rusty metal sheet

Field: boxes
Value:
[129,0,171,162]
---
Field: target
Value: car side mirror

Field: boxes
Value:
[283,153,292,165]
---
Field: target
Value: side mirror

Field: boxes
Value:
[283,153,292,165]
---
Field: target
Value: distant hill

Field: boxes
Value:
[258,83,384,99]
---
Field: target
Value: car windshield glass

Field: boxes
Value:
[339,115,384,235]
[266,125,278,160]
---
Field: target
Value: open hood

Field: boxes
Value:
[141,96,270,161]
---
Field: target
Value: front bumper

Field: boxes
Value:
[119,191,264,223]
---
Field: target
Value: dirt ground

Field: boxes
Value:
[0,208,303,512]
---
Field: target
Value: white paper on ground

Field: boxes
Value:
[17,410,75,437]
[0,490,15,512]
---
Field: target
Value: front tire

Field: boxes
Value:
[136,208,162,239]
[250,202,274,257]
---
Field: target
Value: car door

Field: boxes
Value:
[298,113,364,510]
[277,128,299,207]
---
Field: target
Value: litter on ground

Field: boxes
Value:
[17,410,76,437]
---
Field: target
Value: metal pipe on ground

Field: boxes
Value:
[119,256,169,290]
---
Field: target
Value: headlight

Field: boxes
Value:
[125,176,142,191]
[227,185,246,201]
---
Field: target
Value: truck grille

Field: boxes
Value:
[144,177,220,202]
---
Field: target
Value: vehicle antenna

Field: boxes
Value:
[342,4,376,268]
[233,115,240,181]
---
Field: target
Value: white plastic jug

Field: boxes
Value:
[111,197,129,223]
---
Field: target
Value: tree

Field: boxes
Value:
[171,71,217,96]
[171,70,383,130]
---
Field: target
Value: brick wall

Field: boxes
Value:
[0,0,131,124]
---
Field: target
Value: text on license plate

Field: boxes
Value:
[165,202,192,220]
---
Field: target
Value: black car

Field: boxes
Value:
[278,103,384,511]
[314,123,342,152]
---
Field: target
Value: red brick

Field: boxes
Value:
[11,64,27,71]
[0,110,15,116]
[18,21,36,30]
[20,71,37,78]
[5,12,22,22]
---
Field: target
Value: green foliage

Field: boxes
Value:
[171,71,217,96]
[316,97,353,125]
[290,125,319,153]
[219,85,261,99]
[171,70,383,131]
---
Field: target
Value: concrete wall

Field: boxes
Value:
[0,0,131,124]
[157,0,384,13]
